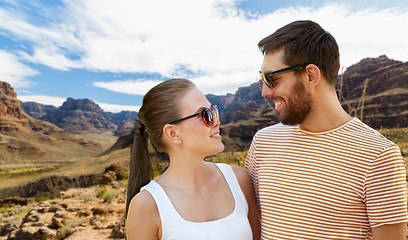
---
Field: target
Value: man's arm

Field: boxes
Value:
[365,145,408,236]
[372,223,407,240]
[244,135,260,206]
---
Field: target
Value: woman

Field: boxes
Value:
[126,78,260,240]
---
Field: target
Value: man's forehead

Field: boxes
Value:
[261,51,286,72]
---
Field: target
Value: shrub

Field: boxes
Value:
[97,188,119,203]
[37,196,49,202]
[57,217,86,238]
[78,193,96,202]
[97,189,107,198]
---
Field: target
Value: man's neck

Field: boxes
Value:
[300,90,352,132]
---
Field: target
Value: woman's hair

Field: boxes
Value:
[125,78,195,220]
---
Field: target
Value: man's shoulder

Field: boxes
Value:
[345,118,396,148]
[255,122,298,137]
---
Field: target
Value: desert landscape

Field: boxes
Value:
[0,55,408,239]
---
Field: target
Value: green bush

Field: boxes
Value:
[78,193,96,202]
[97,189,107,198]
[57,217,86,238]
[97,188,119,203]
[37,196,49,202]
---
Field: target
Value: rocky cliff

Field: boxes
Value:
[23,98,138,135]
[21,102,57,118]
[0,82,28,120]
[38,98,116,134]
[0,80,102,164]
[108,111,138,136]
[338,55,408,128]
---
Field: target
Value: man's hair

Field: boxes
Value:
[258,20,340,85]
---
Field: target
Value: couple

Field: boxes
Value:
[125,20,408,240]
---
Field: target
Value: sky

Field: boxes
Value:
[0,0,408,113]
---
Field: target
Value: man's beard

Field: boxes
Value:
[277,79,313,125]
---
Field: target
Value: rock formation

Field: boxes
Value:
[338,55,408,128]
[21,102,57,118]
[0,80,102,164]
[0,185,125,240]
[0,81,28,120]
[22,98,138,135]
[109,111,138,136]
[39,98,116,133]
[0,163,129,239]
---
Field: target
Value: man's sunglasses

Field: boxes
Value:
[169,105,219,127]
[259,63,309,88]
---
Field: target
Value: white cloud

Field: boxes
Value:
[1,1,408,96]
[19,48,80,71]
[0,50,39,87]
[0,4,83,70]
[96,102,140,113]
[93,79,163,95]
[18,95,66,106]
[193,70,259,95]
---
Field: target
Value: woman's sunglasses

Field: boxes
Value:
[259,63,309,88]
[169,105,219,127]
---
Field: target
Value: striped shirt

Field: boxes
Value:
[245,118,408,240]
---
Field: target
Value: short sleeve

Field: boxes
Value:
[245,134,260,207]
[364,144,408,228]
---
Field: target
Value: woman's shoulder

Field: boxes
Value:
[130,188,156,209]
[126,189,160,239]
[212,163,250,182]
[128,188,159,220]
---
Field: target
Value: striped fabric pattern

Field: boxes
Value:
[245,118,408,240]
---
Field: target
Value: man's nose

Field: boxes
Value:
[261,82,274,98]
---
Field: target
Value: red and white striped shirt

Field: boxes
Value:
[245,118,407,240]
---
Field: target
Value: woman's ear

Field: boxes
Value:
[162,124,182,144]
[305,64,321,89]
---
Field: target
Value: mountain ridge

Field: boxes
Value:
[0,81,102,164]
[22,98,138,135]
[4,54,408,154]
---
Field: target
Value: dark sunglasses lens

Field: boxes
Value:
[213,106,219,118]
[261,74,273,88]
[199,109,211,126]
[205,109,214,126]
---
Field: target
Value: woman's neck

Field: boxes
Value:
[157,152,212,191]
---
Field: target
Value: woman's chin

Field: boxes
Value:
[215,143,225,154]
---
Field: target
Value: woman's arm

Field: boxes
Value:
[232,165,261,240]
[126,190,161,240]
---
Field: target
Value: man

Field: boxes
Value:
[245,20,407,240]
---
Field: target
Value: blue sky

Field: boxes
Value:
[1,0,408,112]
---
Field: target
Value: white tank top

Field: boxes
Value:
[141,163,253,240]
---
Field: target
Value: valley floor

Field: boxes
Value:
[0,128,407,239]
[0,182,126,240]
